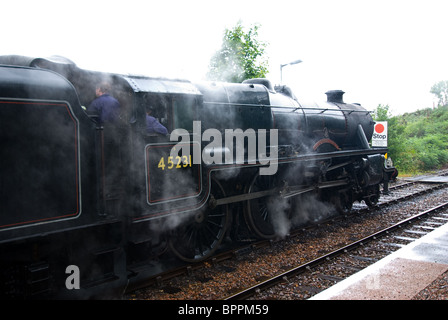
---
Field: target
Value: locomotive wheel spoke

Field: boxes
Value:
[244,174,291,239]
[333,190,353,214]
[169,178,229,263]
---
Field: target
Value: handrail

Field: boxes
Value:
[203,101,372,114]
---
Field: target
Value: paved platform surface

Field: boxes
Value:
[405,175,448,183]
[310,222,448,300]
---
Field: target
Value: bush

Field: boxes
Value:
[373,104,448,174]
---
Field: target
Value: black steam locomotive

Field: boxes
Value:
[0,55,395,298]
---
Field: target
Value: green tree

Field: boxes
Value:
[207,22,269,83]
[430,80,448,107]
[372,104,391,121]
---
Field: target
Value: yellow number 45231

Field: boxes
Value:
[158,155,192,170]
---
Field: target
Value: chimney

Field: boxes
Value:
[325,90,345,103]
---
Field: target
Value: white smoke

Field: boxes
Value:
[290,193,334,227]
[266,196,292,238]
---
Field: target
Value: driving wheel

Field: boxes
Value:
[169,178,229,262]
[244,173,291,239]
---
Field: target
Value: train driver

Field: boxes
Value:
[87,83,121,124]
[146,106,168,135]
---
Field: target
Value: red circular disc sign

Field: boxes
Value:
[375,123,385,133]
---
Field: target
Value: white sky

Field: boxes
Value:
[2,0,448,115]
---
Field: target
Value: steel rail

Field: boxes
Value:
[224,200,448,300]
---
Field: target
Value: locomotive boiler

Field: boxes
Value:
[0,55,395,298]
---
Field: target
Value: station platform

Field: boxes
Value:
[309,222,448,300]
[404,174,448,183]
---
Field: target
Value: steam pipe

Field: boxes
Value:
[357,124,371,149]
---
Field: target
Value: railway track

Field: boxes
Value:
[226,200,448,300]
[125,179,448,300]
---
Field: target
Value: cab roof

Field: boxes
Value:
[122,76,201,96]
